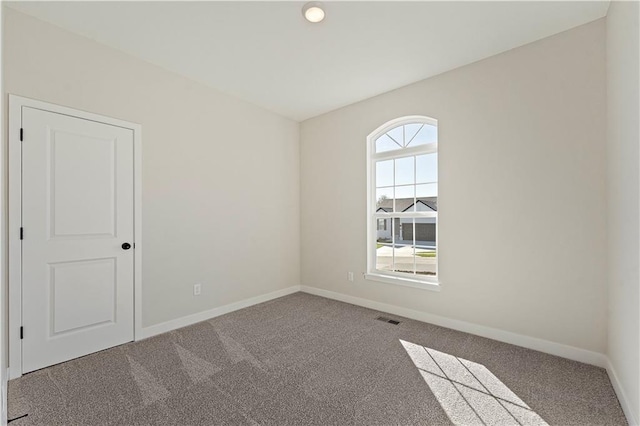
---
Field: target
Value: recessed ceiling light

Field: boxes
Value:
[302,2,325,23]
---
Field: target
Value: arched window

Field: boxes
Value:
[366,116,438,288]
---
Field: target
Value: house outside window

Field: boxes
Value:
[366,116,439,289]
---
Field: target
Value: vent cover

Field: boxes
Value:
[376,316,401,325]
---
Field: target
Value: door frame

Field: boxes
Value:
[8,95,143,379]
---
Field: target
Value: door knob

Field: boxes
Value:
[122,242,132,250]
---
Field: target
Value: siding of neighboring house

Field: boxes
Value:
[377,218,392,240]
[376,197,437,243]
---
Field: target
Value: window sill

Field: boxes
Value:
[364,273,440,292]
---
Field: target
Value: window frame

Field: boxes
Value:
[365,115,440,291]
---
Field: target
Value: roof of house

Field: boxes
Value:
[376,197,437,213]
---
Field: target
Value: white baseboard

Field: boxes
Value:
[299,285,607,368]
[300,286,640,422]
[606,358,638,426]
[139,285,301,340]
[6,284,636,425]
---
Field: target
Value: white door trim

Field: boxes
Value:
[8,95,143,379]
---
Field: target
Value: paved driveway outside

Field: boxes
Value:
[376,246,436,275]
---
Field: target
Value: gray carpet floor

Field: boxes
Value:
[7,292,627,425]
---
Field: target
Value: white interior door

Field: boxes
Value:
[21,107,135,374]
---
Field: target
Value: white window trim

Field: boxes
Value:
[366,115,439,289]
[364,272,440,291]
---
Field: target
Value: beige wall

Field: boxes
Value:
[606,1,640,422]
[2,8,300,328]
[301,20,607,353]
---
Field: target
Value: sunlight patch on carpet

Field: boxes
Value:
[400,340,548,426]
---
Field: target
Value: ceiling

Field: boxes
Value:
[7,1,610,121]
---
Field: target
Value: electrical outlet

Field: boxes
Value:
[193,283,202,296]
[347,272,354,282]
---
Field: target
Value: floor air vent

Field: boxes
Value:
[376,316,401,325]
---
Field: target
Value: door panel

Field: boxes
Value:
[50,258,116,335]
[22,107,134,373]
[50,130,116,238]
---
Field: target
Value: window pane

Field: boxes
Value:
[398,218,417,275]
[416,183,438,198]
[395,156,414,186]
[376,218,392,243]
[376,218,394,272]
[415,217,437,276]
[394,185,415,212]
[404,124,423,145]
[390,218,411,274]
[387,126,404,147]
[416,197,437,212]
[376,160,394,187]
[416,153,438,184]
[376,134,401,153]
[407,123,437,147]
[376,187,394,212]
[393,240,415,274]
[397,218,414,246]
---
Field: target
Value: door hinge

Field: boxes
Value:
[20,327,23,340]
[20,128,23,142]
[19,227,23,240]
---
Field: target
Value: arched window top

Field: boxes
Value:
[370,116,437,154]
